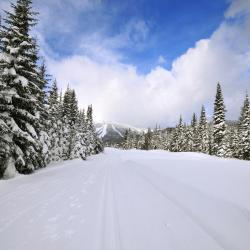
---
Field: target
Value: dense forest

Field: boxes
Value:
[0,0,103,179]
[121,83,250,161]
[0,0,249,180]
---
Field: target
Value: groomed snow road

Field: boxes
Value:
[1,148,250,250]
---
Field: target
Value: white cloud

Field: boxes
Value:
[225,0,250,18]
[157,55,166,64]
[46,4,250,127]
[1,0,250,127]
[78,18,150,64]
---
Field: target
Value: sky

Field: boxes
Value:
[1,0,250,127]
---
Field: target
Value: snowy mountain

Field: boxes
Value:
[95,122,144,144]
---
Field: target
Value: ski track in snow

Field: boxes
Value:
[1,148,250,250]
[111,124,124,138]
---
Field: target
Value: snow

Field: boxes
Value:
[111,124,124,137]
[99,123,107,137]
[3,157,17,179]
[9,67,16,76]
[8,47,19,55]
[0,148,250,250]
[20,41,31,46]
[25,122,38,138]
[14,75,28,86]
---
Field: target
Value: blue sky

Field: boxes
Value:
[1,0,250,127]
[42,0,229,73]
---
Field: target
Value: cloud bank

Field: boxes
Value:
[1,0,250,127]
[45,0,250,127]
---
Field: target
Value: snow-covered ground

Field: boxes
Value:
[1,148,250,250]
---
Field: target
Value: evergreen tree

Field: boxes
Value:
[143,128,152,150]
[67,90,78,159]
[230,127,239,158]
[184,125,193,152]
[191,113,199,152]
[0,0,103,178]
[122,129,129,149]
[0,0,44,177]
[212,83,227,157]
[72,109,87,160]
[85,105,103,155]
[177,116,185,152]
[47,79,62,161]
[198,106,209,153]
[170,116,184,152]
[37,59,51,164]
[238,94,250,160]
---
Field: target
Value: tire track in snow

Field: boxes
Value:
[125,161,233,250]
[98,157,123,250]
[110,162,123,250]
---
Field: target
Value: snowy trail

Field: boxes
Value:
[1,148,250,250]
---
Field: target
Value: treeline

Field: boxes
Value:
[122,83,250,161]
[0,0,103,179]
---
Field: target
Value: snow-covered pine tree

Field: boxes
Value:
[122,129,130,149]
[170,116,184,152]
[230,126,239,158]
[161,130,171,151]
[61,86,73,159]
[85,105,94,155]
[198,106,209,153]
[170,126,178,152]
[87,105,103,154]
[182,123,189,151]
[72,109,87,160]
[238,94,250,160]
[47,79,62,161]
[136,131,145,150]
[37,59,51,164]
[67,89,78,159]
[151,125,162,149]
[184,125,193,152]
[143,128,152,150]
[212,83,227,157]
[0,0,45,177]
[191,113,199,152]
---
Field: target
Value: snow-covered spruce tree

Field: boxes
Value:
[161,130,171,151]
[198,106,209,153]
[143,128,152,150]
[182,123,188,151]
[191,113,199,152]
[67,89,78,159]
[170,116,184,152]
[85,105,103,155]
[170,126,179,152]
[177,116,185,152]
[0,0,45,177]
[208,125,214,155]
[61,86,73,159]
[122,129,129,149]
[238,94,250,160]
[212,83,228,157]
[184,125,193,152]
[230,126,239,158]
[37,59,51,164]
[47,79,62,161]
[57,89,65,159]
[72,109,88,160]
[151,125,162,149]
